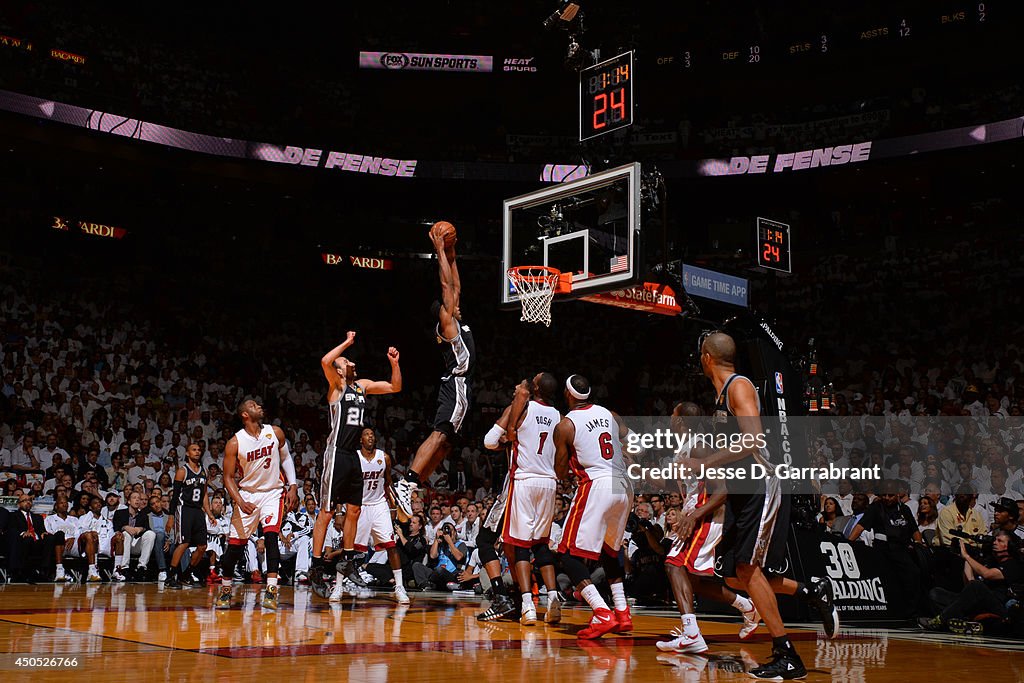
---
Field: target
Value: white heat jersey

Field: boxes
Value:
[360,448,388,505]
[45,513,79,540]
[512,400,560,480]
[234,425,283,493]
[77,512,113,543]
[566,404,623,480]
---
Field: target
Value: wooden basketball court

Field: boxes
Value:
[1,583,1020,681]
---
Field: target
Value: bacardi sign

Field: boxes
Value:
[321,253,394,270]
[52,215,127,239]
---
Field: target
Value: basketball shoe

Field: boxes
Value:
[739,603,762,639]
[520,603,538,626]
[393,479,416,519]
[748,646,807,680]
[477,590,516,621]
[808,578,839,639]
[545,591,562,624]
[655,627,708,654]
[262,585,279,610]
[612,606,633,633]
[577,607,618,639]
[214,586,233,609]
[395,584,411,605]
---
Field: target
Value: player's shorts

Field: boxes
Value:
[176,506,208,547]
[78,533,111,556]
[715,476,791,578]
[483,475,510,534]
[502,477,556,547]
[229,488,284,542]
[207,534,225,557]
[557,477,630,560]
[354,499,396,552]
[665,511,725,576]
[431,375,470,438]
[321,446,363,508]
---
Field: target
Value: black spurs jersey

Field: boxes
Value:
[328,382,367,453]
[712,373,770,468]
[436,319,476,380]
[178,462,208,509]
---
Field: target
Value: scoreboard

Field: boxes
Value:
[579,51,634,141]
[756,217,791,273]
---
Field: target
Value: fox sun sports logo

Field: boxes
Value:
[380,53,410,69]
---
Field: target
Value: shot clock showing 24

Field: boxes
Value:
[579,51,634,141]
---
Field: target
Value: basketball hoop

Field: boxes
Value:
[507,266,562,326]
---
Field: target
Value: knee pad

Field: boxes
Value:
[263,532,281,574]
[221,543,243,576]
[561,555,591,587]
[600,551,623,582]
[513,546,531,564]
[532,543,554,568]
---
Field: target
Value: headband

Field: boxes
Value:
[566,375,591,400]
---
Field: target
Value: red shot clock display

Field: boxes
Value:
[579,51,634,141]
[756,217,791,273]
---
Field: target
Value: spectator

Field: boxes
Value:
[818,497,842,532]
[936,485,988,548]
[10,435,40,471]
[917,497,941,545]
[7,493,48,582]
[990,497,1024,541]
[112,490,157,580]
[148,494,169,581]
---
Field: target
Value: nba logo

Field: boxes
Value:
[774,372,784,395]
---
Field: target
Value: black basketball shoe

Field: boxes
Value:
[808,578,839,639]
[477,592,516,622]
[748,647,807,680]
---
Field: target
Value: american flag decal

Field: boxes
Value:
[609,255,629,273]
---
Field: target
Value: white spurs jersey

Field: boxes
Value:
[512,400,561,480]
[566,404,624,480]
[360,448,388,505]
[234,425,283,493]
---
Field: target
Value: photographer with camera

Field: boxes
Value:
[919,529,1023,632]
[624,502,667,604]
[426,521,467,590]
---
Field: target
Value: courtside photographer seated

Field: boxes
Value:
[919,529,1023,633]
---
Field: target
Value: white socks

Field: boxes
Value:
[267,576,278,588]
[547,590,560,607]
[681,613,700,637]
[610,582,628,611]
[732,594,754,613]
[581,584,609,611]
[393,568,403,587]
[522,593,534,610]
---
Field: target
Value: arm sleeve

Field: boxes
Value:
[483,424,506,450]
[170,480,183,515]
[280,443,297,486]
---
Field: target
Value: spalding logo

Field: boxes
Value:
[379,53,410,69]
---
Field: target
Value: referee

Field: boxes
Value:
[165,442,211,589]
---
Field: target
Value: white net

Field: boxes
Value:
[507,266,560,327]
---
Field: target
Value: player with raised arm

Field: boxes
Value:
[213,400,299,611]
[165,442,212,589]
[310,332,401,595]
[394,222,474,518]
[330,428,410,604]
[493,373,564,625]
[692,332,837,679]
[553,374,634,639]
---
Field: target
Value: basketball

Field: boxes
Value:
[431,220,457,249]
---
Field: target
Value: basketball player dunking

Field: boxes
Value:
[656,402,759,654]
[331,428,409,605]
[394,228,474,518]
[554,374,634,639]
[479,374,564,624]
[692,332,838,679]
[165,442,211,589]
[311,332,401,594]
[215,399,298,611]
